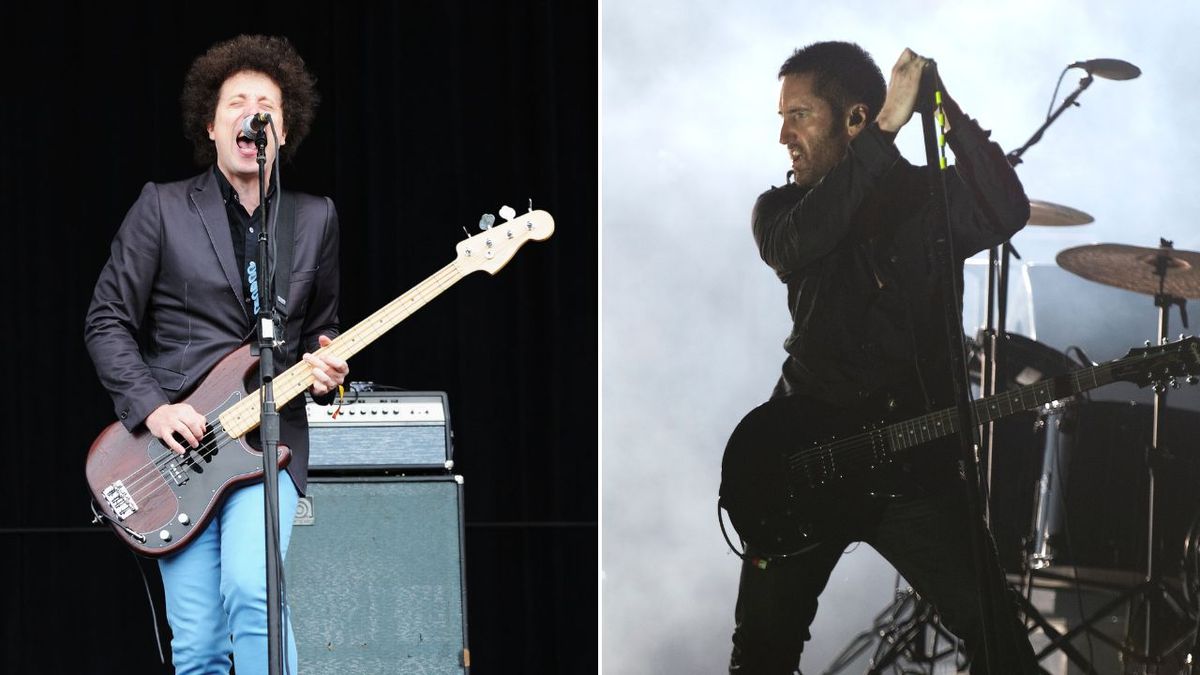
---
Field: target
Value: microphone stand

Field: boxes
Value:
[917,63,999,673]
[979,72,1091,548]
[252,125,287,675]
[1006,72,1092,168]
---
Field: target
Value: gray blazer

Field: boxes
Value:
[85,169,341,494]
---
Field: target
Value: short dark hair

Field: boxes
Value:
[180,34,320,165]
[778,41,885,124]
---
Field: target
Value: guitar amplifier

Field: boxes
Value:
[287,475,469,673]
[304,389,454,472]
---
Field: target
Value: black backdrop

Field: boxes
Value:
[0,2,596,673]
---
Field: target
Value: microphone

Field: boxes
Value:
[240,112,272,138]
[1068,58,1141,80]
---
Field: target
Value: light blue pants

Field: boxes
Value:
[158,473,300,675]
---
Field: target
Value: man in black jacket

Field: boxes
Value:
[85,34,347,675]
[727,41,1039,674]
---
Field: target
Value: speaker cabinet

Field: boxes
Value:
[286,475,469,673]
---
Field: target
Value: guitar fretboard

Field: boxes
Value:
[787,356,1133,487]
[217,261,464,438]
[887,361,1115,451]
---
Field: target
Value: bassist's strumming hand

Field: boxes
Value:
[146,403,207,455]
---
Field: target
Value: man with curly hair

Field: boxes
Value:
[85,34,346,674]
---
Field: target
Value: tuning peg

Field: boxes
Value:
[461,226,471,239]
[478,213,495,231]
[499,205,516,222]
[1188,375,1199,385]
[1145,340,1152,347]
[527,197,533,213]
[1170,377,1180,390]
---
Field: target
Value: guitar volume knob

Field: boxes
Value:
[159,530,172,542]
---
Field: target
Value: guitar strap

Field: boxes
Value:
[248,191,296,352]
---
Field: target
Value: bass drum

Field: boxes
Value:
[968,331,1081,393]
[990,398,1200,586]
[974,332,1200,585]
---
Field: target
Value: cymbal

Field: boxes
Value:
[1028,199,1094,226]
[1055,243,1200,299]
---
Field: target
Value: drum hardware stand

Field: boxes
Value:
[1184,514,1200,674]
[822,580,1095,674]
[1029,239,1197,673]
[823,580,967,675]
[1135,238,1196,670]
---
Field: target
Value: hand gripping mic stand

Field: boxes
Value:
[914,62,1005,674]
[826,64,1019,675]
[251,119,289,675]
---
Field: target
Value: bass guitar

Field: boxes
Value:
[719,337,1200,558]
[87,210,554,557]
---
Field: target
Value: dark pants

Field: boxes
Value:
[728,485,1040,674]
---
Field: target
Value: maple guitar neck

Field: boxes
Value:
[218,208,555,439]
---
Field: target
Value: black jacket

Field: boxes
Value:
[84,169,341,494]
[753,119,1028,411]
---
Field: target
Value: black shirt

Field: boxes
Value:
[213,165,276,320]
[752,119,1029,411]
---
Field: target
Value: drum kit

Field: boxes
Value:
[823,199,1200,675]
[978,199,1200,672]
[820,55,1200,674]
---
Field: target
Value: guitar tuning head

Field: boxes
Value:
[527,197,533,213]
[1188,375,1199,386]
[498,205,516,222]
[478,213,496,231]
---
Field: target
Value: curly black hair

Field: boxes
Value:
[180,34,320,165]
[779,42,886,125]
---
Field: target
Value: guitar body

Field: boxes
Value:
[720,393,927,558]
[85,344,290,558]
[721,337,1200,559]
[85,209,556,557]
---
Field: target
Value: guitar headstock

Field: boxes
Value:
[454,209,554,275]
[1115,335,1200,389]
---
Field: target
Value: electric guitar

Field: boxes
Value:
[86,209,554,557]
[719,337,1200,558]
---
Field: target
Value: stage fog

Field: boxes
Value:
[602,1,1200,672]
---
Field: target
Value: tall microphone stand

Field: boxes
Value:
[1006,73,1093,169]
[252,123,288,675]
[980,72,1093,507]
[917,62,1001,673]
